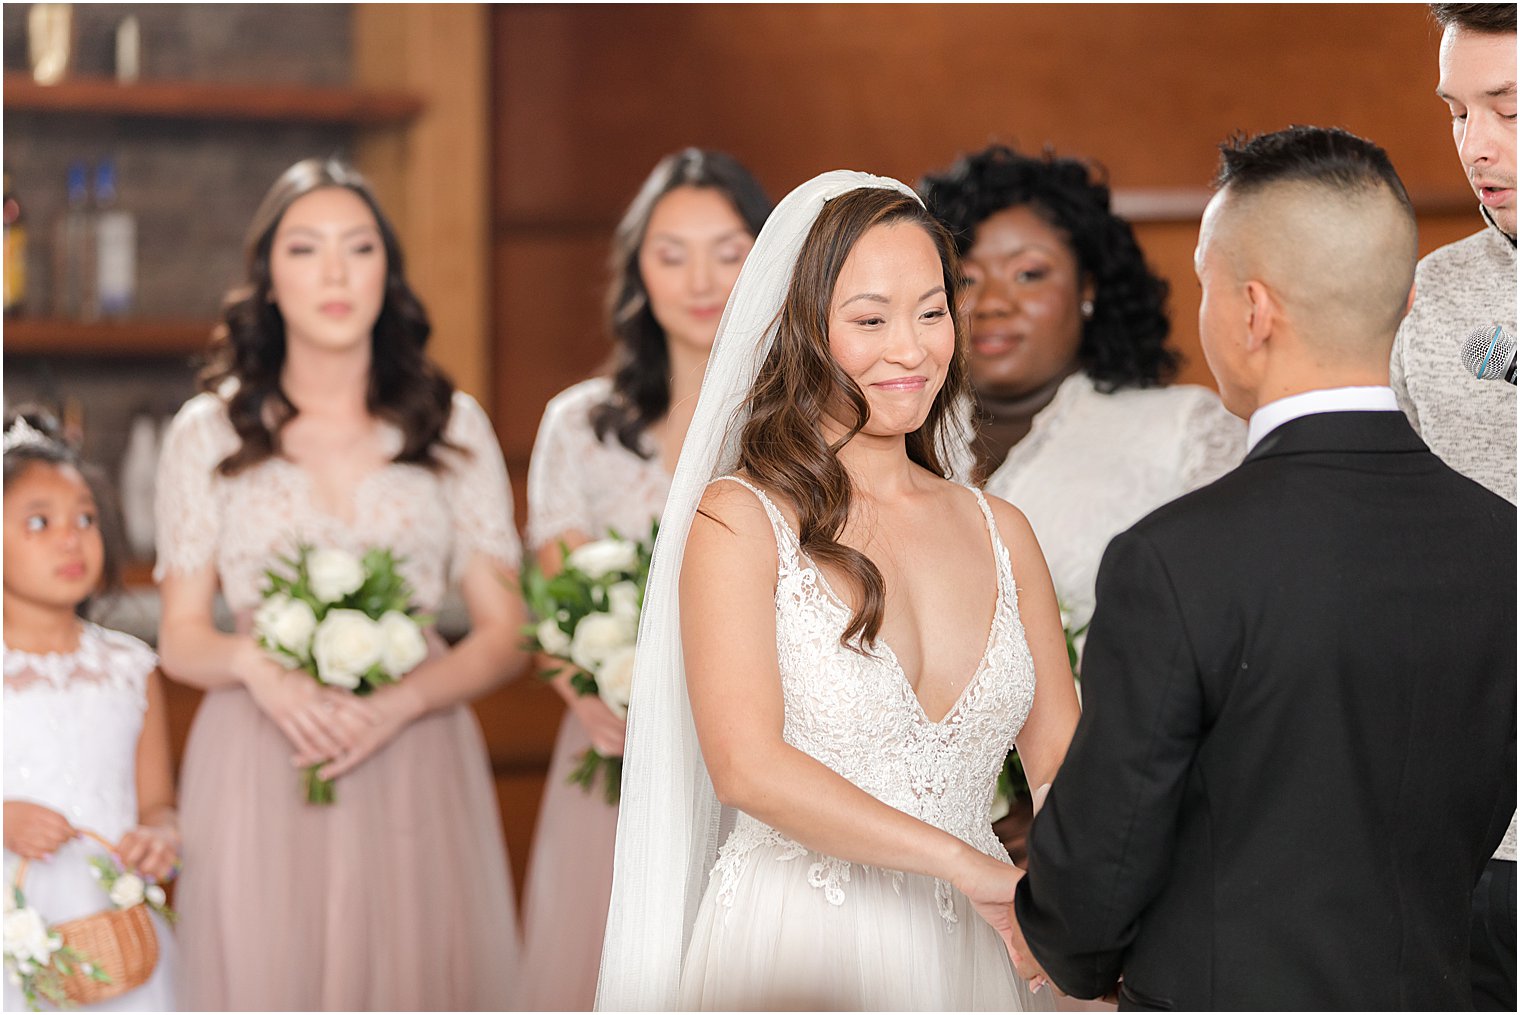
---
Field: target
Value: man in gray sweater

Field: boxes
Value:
[1390,4,1516,1009]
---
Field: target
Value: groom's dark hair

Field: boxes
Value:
[1211,125,1414,218]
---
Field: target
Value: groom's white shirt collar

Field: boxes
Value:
[1245,385,1400,452]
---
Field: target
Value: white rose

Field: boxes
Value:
[311,609,384,689]
[565,538,638,580]
[596,645,637,718]
[306,548,366,603]
[536,618,572,656]
[377,611,428,677]
[569,612,636,674]
[607,581,641,622]
[3,906,54,965]
[254,593,318,657]
[108,872,145,909]
[145,884,166,908]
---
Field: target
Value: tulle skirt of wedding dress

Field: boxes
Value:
[678,840,1051,1012]
[174,686,519,1011]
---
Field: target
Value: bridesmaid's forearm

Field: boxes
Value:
[392,623,527,715]
[157,624,263,691]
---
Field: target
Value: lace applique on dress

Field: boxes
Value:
[3,623,154,709]
[706,476,1035,929]
[153,392,521,615]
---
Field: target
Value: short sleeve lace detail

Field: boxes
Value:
[153,393,238,581]
[3,624,155,710]
[152,391,519,614]
[525,378,672,551]
[705,477,1032,926]
[440,392,523,578]
[1178,387,1248,491]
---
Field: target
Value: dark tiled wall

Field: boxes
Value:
[3,4,360,567]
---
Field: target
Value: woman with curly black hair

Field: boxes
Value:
[921,144,1244,636]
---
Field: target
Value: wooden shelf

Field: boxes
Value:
[4,318,213,356]
[3,73,423,126]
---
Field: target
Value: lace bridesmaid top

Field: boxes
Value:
[153,391,521,614]
[985,372,1245,631]
[709,477,1036,924]
[3,624,154,837]
[525,378,672,551]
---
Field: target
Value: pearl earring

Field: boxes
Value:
[1080,299,1095,319]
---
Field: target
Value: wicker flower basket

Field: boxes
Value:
[14,829,159,1005]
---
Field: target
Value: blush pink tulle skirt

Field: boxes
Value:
[512,713,620,1010]
[174,686,519,1011]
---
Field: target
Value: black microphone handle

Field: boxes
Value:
[1506,355,1517,385]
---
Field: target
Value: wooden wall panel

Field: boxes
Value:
[487,3,1493,900]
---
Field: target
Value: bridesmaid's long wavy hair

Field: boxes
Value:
[200,157,458,476]
[738,188,969,649]
[593,149,773,457]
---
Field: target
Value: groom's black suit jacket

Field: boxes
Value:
[1013,410,1516,1011]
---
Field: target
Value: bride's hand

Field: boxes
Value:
[954,852,1055,993]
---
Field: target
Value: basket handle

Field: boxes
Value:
[11,827,121,891]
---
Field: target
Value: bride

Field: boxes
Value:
[597,171,1080,1011]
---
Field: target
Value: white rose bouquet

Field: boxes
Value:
[256,544,431,804]
[520,522,656,804]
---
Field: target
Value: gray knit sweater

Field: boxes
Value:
[1391,207,1517,861]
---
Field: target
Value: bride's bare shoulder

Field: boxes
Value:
[692,476,782,544]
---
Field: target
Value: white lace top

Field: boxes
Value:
[153,391,521,614]
[525,377,672,551]
[3,624,155,838]
[708,477,1035,924]
[985,372,1245,631]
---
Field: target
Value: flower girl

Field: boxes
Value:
[2,408,180,1011]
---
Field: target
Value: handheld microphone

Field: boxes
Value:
[1459,324,1517,385]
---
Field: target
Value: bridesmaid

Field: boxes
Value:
[513,148,772,1010]
[154,158,528,1010]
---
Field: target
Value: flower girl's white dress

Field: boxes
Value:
[3,624,179,1012]
[677,478,1050,1011]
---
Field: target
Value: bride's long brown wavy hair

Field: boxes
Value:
[737,188,969,649]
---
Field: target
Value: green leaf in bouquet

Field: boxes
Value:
[568,671,598,697]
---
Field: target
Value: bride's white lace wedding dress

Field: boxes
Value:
[676,477,1049,1012]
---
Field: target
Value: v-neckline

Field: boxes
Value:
[766,486,1008,727]
[274,456,394,529]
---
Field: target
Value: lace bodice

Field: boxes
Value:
[525,378,672,550]
[985,372,1245,631]
[153,390,521,614]
[4,624,155,838]
[709,477,1036,920]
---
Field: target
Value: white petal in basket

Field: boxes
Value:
[565,538,638,580]
[2,906,55,965]
[307,548,367,603]
[378,611,428,677]
[108,871,145,909]
[312,609,385,689]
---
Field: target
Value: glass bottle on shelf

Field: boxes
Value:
[4,165,27,319]
[54,162,93,320]
[94,160,136,319]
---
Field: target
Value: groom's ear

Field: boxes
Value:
[1242,279,1276,353]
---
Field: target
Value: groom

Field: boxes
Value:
[1010,126,1517,1010]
